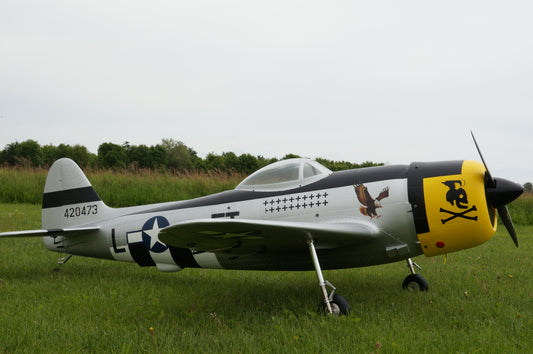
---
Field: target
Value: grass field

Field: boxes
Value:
[0,166,244,207]
[0,204,531,353]
[1,165,531,225]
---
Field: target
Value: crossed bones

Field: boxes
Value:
[440,206,478,224]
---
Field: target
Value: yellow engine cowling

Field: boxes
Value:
[411,160,497,257]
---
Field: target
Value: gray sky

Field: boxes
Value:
[1,1,532,184]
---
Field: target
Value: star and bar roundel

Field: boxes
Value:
[126,216,170,254]
[121,215,200,269]
[141,216,170,253]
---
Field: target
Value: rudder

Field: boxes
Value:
[42,158,112,229]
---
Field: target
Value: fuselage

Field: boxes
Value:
[42,159,497,272]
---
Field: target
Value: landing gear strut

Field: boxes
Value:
[308,240,350,315]
[58,254,73,265]
[53,254,73,271]
[402,258,428,291]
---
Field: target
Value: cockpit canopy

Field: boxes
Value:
[235,158,332,191]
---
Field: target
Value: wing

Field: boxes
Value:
[0,227,100,238]
[354,184,373,206]
[159,218,380,255]
[376,186,390,201]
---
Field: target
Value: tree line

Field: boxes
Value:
[0,139,382,174]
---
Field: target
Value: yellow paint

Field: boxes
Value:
[418,160,497,256]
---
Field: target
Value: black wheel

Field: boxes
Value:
[318,294,350,316]
[402,274,429,292]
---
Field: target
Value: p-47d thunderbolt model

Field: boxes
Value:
[0,136,523,315]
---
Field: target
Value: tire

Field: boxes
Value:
[318,294,351,315]
[402,274,429,292]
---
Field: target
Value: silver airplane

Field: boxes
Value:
[0,135,523,315]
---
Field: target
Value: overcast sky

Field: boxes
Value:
[1,1,532,184]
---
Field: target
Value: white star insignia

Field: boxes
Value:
[144,218,161,249]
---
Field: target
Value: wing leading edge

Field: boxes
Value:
[0,227,100,238]
[159,219,381,255]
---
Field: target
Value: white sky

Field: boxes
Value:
[1,1,532,184]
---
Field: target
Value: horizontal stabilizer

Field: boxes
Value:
[0,226,100,238]
[159,218,380,254]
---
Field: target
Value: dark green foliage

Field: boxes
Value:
[203,152,274,174]
[124,142,150,168]
[98,142,127,169]
[42,144,94,168]
[237,153,261,174]
[282,153,301,160]
[1,140,43,166]
[123,143,166,169]
[1,138,395,175]
[315,158,383,171]
[161,138,194,171]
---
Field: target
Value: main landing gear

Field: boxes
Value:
[308,245,428,315]
[308,240,350,316]
[402,258,429,292]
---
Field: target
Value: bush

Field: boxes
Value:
[1,139,383,176]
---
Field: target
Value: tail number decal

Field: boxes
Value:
[64,204,98,218]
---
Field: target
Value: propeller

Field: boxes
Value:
[471,131,523,247]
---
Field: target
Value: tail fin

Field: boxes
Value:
[42,158,113,229]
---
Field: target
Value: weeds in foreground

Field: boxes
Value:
[0,167,531,225]
[0,167,244,207]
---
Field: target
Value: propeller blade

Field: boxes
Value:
[470,131,523,247]
[497,206,519,248]
[471,131,496,187]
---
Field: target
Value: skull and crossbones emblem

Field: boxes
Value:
[440,180,478,224]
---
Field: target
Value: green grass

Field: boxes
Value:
[509,193,533,225]
[1,204,531,353]
[2,166,532,223]
[0,167,244,207]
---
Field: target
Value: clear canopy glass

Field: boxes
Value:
[236,158,332,191]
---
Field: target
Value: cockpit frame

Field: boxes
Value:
[235,158,332,192]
